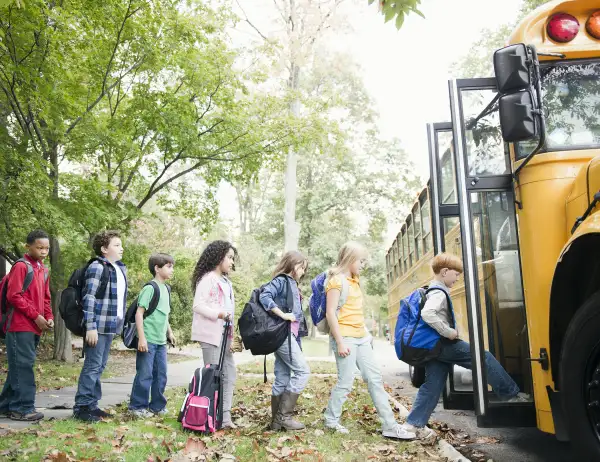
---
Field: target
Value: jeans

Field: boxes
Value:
[407,339,520,427]
[200,336,236,423]
[0,332,40,414]
[273,334,311,396]
[129,343,168,412]
[74,333,114,412]
[324,336,397,432]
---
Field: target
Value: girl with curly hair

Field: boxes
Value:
[259,251,311,431]
[191,240,238,429]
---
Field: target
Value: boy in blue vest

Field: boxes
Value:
[399,253,528,438]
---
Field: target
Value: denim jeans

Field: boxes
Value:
[200,336,236,422]
[74,333,114,412]
[273,334,311,396]
[324,336,397,432]
[129,343,168,412]
[0,332,40,414]
[407,339,520,427]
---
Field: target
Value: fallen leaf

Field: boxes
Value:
[184,437,207,455]
[474,436,500,444]
[314,429,324,437]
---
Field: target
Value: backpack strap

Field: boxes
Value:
[86,258,110,299]
[284,277,294,365]
[3,259,35,333]
[143,281,161,319]
[338,277,349,310]
[424,287,456,328]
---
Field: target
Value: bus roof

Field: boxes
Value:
[509,0,600,60]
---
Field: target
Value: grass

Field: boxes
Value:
[238,358,337,375]
[0,377,440,462]
[0,343,191,392]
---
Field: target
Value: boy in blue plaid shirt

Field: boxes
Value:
[73,230,127,422]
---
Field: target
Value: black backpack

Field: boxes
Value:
[59,258,110,337]
[238,275,294,380]
[122,281,171,349]
[0,258,49,339]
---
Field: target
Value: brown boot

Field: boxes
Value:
[270,394,282,430]
[273,391,305,431]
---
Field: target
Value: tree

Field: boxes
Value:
[0,0,292,360]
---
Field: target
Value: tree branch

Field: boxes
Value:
[64,58,145,137]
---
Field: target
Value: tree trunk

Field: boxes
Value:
[283,0,301,253]
[284,144,300,252]
[0,256,6,279]
[48,143,73,362]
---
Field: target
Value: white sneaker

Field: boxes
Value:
[130,409,153,418]
[383,423,416,440]
[152,408,168,417]
[397,423,435,439]
[325,422,349,434]
[507,392,530,403]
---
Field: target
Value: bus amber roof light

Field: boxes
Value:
[547,13,580,43]
[586,11,600,39]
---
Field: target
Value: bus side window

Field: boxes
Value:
[421,198,432,254]
[402,228,409,272]
[413,205,422,261]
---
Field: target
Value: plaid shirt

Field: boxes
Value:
[82,257,128,334]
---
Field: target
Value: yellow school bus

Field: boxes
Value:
[386,0,600,458]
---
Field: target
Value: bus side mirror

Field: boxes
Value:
[493,44,541,143]
[498,90,538,142]
[494,44,531,93]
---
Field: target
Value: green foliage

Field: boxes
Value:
[369,0,424,29]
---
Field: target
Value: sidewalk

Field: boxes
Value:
[0,338,385,431]
[0,349,257,431]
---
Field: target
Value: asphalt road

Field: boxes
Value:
[375,340,574,462]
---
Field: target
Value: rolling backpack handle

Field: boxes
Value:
[218,319,231,369]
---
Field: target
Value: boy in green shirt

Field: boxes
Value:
[129,253,176,418]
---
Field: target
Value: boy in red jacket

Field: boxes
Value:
[0,230,53,421]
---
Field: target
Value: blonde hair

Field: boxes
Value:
[431,253,463,275]
[328,241,367,279]
[273,251,308,280]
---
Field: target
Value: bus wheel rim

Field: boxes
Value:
[584,339,600,442]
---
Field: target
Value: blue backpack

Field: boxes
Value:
[394,287,454,366]
[309,272,349,334]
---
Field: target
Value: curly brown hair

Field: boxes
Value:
[191,240,237,291]
[92,230,121,257]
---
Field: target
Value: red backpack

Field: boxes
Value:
[0,258,48,338]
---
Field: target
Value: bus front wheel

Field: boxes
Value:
[409,365,425,388]
[561,290,600,461]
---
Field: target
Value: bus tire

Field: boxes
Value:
[409,364,425,388]
[560,290,600,461]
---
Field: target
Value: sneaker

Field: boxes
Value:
[396,423,435,439]
[130,409,153,418]
[325,422,349,434]
[506,392,530,403]
[90,408,111,418]
[151,408,168,417]
[73,408,100,423]
[10,411,44,422]
[383,423,416,440]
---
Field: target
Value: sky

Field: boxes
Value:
[220,0,524,233]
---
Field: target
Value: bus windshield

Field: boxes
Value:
[516,61,600,158]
